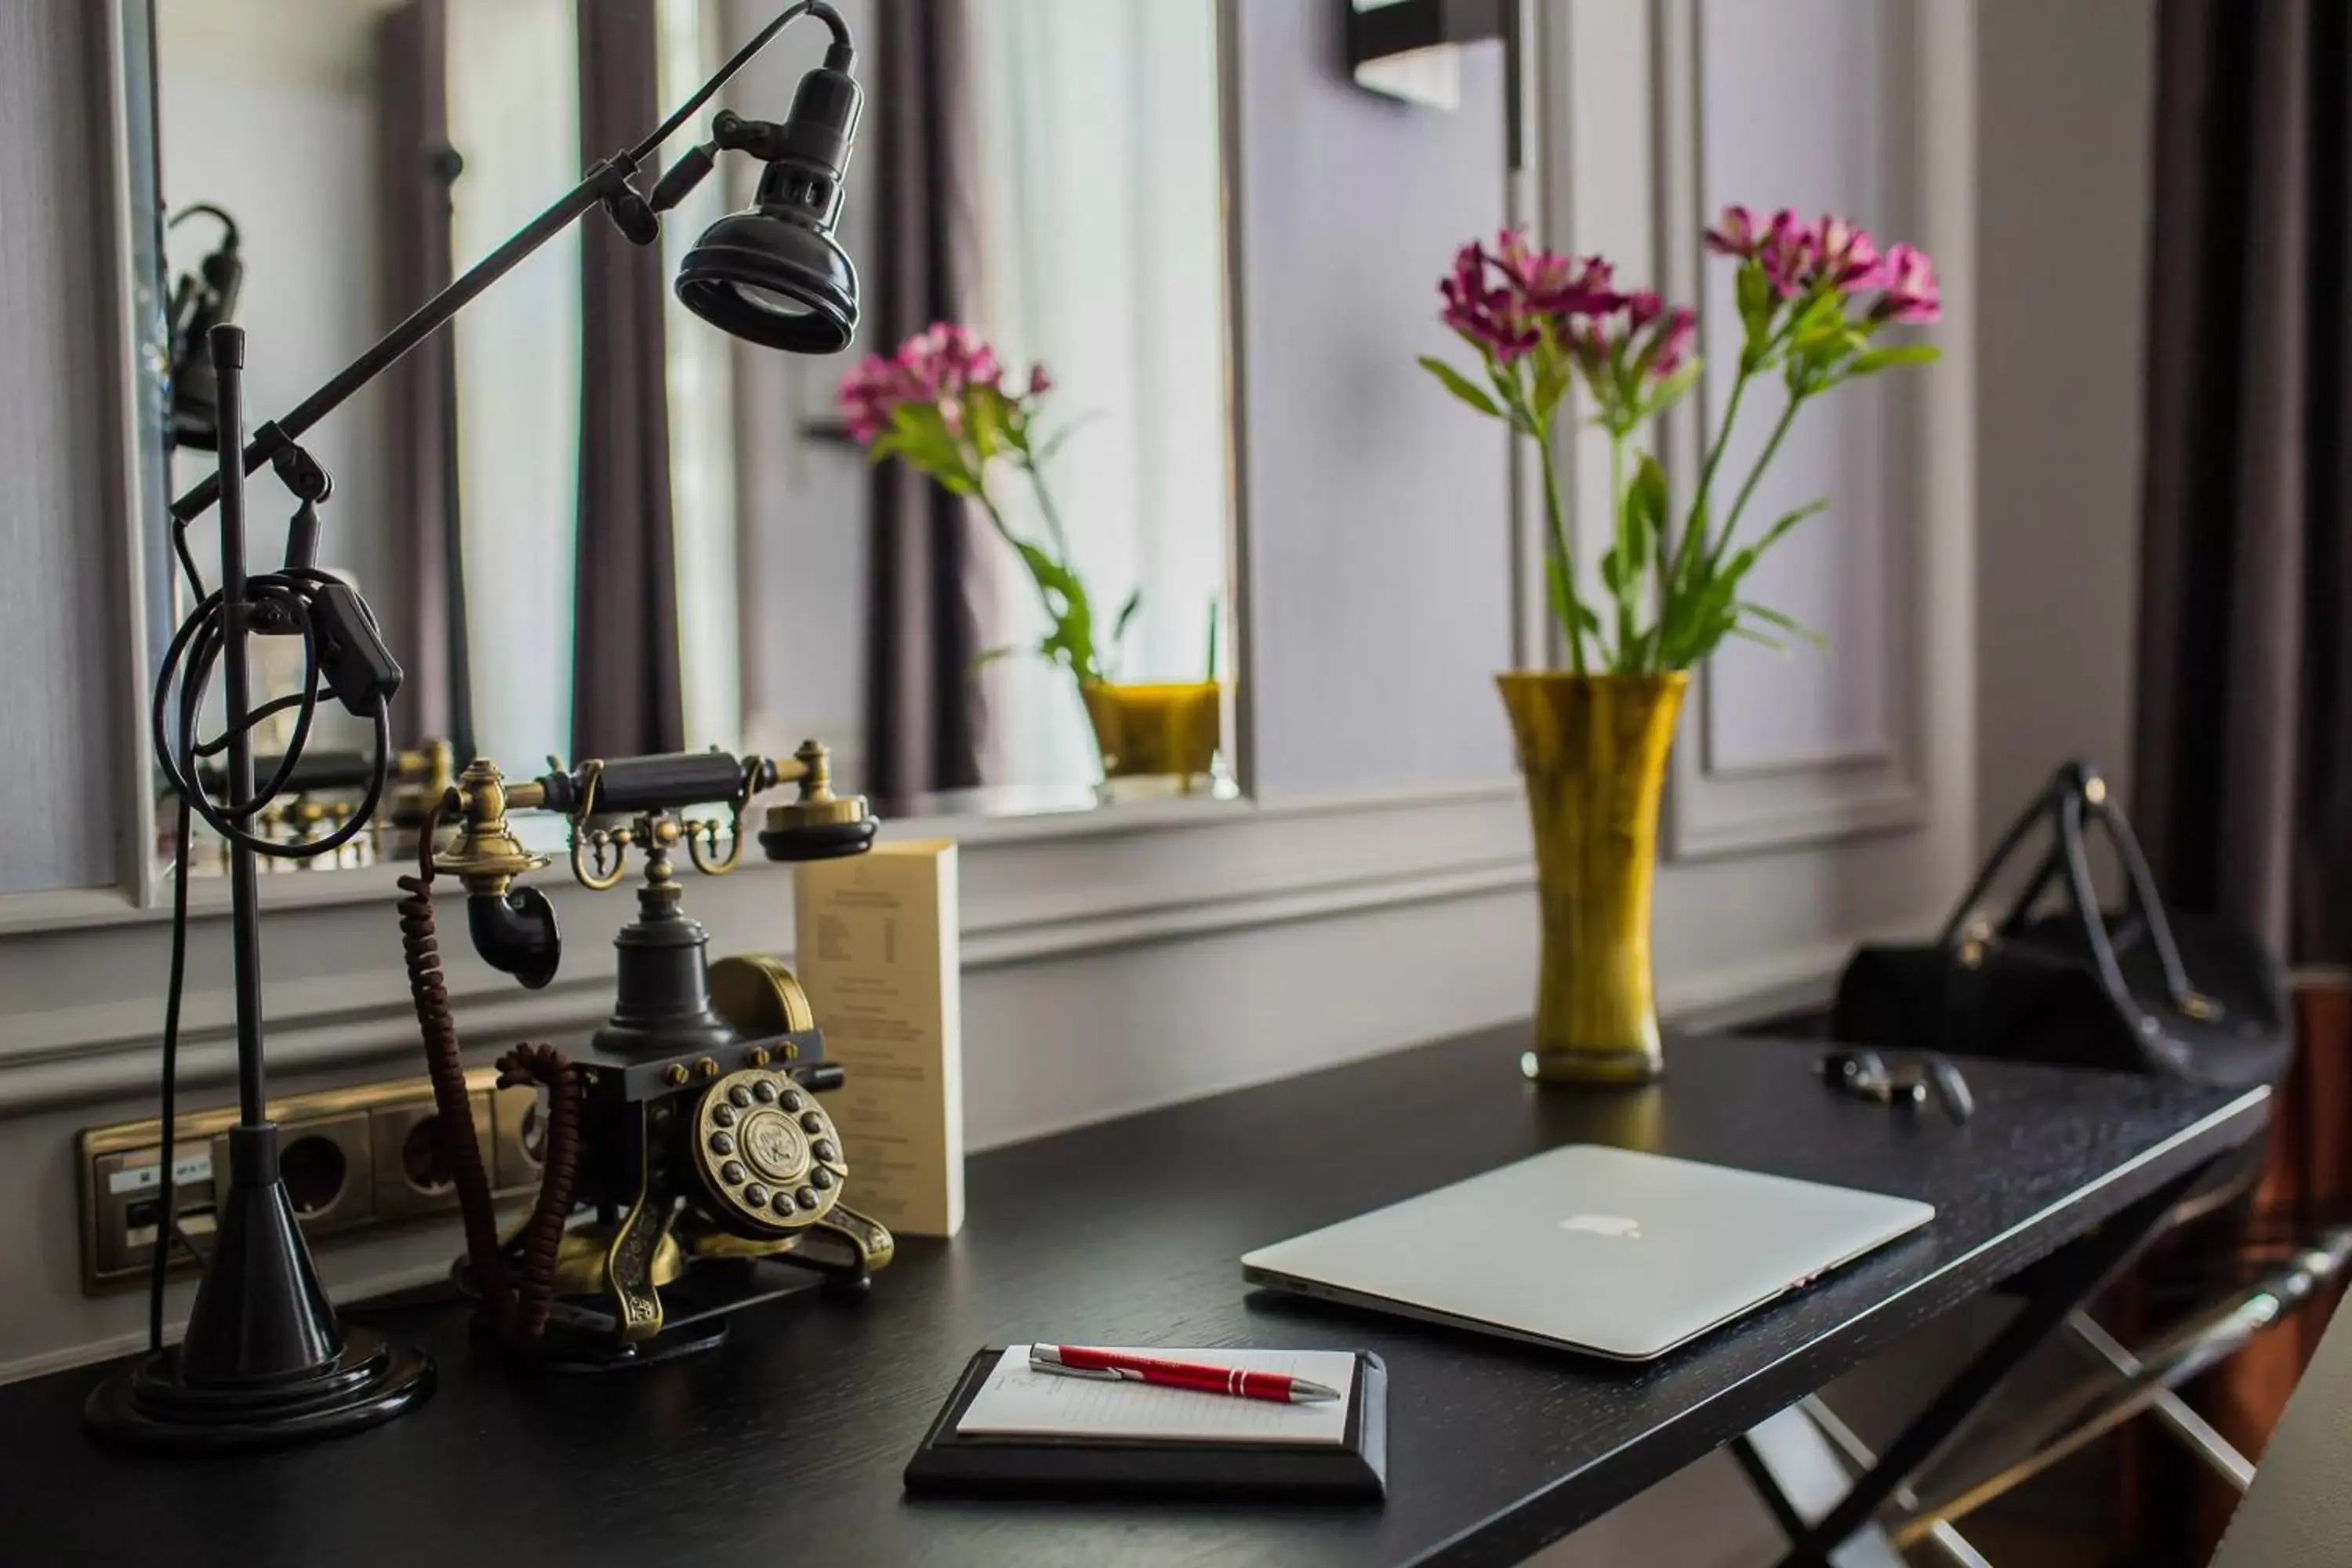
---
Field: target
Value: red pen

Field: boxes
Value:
[1029,1345,1342,1404]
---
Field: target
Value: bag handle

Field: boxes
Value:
[1937,760,2216,1022]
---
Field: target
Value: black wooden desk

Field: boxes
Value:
[1,1029,2266,1568]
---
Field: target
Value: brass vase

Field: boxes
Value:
[1080,681,1223,786]
[1497,671,1688,1085]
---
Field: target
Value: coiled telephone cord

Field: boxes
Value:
[396,803,583,1349]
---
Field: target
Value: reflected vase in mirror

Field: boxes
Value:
[1423,214,1944,1084]
[844,324,1226,798]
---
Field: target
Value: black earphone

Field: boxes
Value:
[1820,1047,1976,1125]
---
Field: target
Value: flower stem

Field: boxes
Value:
[975,488,1088,674]
[1537,424,1588,675]
[1610,430,1632,672]
[1715,391,1805,566]
[1019,452,1075,564]
[1690,368,1749,548]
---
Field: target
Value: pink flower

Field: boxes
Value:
[1704,205,1763,260]
[1497,231,1622,315]
[839,354,907,444]
[1567,291,1697,386]
[1809,215,1886,292]
[1870,244,1941,323]
[1650,307,1697,376]
[1755,209,1814,298]
[1440,239,1537,361]
[1026,365,1053,399]
[1440,231,1621,363]
[838,322,1045,446]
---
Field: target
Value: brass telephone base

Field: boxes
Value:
[491,1258,847,1374]
[503,1309,731,1374]
[453,1033,890,1373]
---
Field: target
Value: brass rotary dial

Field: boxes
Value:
[691,1068,848,1233]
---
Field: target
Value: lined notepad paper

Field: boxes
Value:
[955,1347,1356,1446]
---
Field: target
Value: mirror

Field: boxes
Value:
[143,0,1240,874]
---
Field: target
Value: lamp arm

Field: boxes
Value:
[165,0,853,529]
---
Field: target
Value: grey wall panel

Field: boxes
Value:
[1236,0,1517,795]
[0,0,125,891]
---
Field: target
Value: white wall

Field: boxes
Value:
[1974,0,2154,848]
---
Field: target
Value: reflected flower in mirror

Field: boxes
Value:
[841,322,1138,688]
[844,323,1226,789]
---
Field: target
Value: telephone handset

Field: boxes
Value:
[397,739,891,1367]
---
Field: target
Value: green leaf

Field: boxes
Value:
[1547,557,1601,651]
[1011,541,1100,681]
[1031,409,1104,465]
[1711,496,1829,582]
[1791,289,1846,339]
[1737,263,1774,354]
[1737,600,1827,649]
[1548,554,1578,630]
[1638,361,1704,421]
[1112,588,1143,648]
[1418,355,1505,419]
[1624,453,1668,595]
[1530,334,1571,424]
[966,644,1024,677]
[1726,625,1791,654]
[1846,343,1943,377]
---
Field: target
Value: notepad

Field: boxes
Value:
[954,1346,1358,1446]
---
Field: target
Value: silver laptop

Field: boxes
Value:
[1240,1145,1933,1361]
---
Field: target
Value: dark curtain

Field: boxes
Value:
[572,0,684,760]
[2133,0,2352,960]
[372,0,467,753]
[863,0,985,804]
[2128,2,2352,1559]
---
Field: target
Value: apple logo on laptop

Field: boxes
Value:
[1559,1214,1642,1240]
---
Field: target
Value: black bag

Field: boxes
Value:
[1831,762,2289,1091]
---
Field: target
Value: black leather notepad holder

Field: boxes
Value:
[902,1348,1389,1501]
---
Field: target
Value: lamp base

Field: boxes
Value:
[85,1329,432,1450]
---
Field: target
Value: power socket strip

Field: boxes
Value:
[77,1068,542,1295]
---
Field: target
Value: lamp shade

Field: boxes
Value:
[675,179,858,353]
[674,58,862,354]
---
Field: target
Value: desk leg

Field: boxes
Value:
[1731,1411,1911,1567]
[1767,1168,2200,1568]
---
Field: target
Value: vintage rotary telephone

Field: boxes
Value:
[397,739,892,1367]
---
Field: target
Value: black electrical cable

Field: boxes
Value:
[629,0,851,165]
[167,201,240,248]
[143,530,392,1353]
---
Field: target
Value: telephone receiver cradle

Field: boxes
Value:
[403,740,890,1369]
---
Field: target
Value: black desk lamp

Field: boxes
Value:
[87,0,866,1450]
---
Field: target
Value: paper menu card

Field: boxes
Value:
[955,1347,1357,1446]
[793,840,963,1236]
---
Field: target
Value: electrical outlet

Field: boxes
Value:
[370,1092,493,1222]
[79,1068,540,1294]
[212,1111,372,1239]
[85,1140,217,1285]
